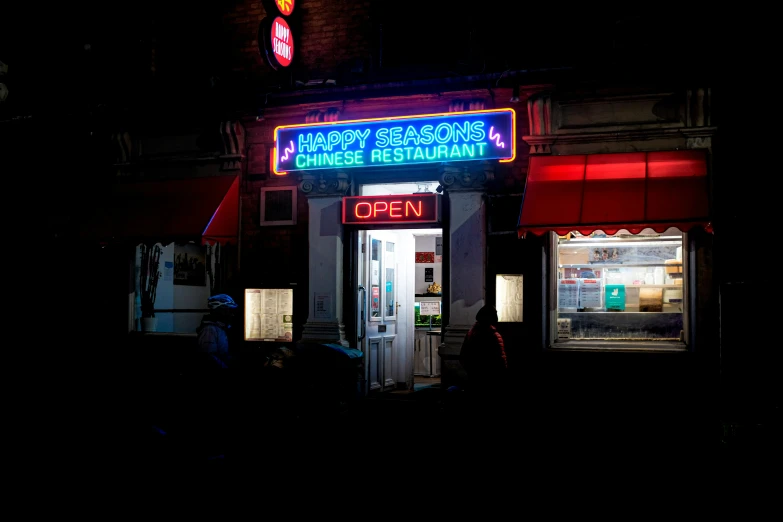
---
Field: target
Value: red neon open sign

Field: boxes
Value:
[342,194,440,225]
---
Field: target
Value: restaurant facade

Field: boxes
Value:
[80,79,718,413]
[73,2,740,444]
[246,82,718,405]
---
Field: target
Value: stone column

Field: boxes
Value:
[438,161,492,388]
[298,170,352,346]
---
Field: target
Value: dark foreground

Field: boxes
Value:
[53,341,778,492]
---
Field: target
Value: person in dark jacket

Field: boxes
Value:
[191,294,239,455]
[196,294,238,370]
[459,305,510,422]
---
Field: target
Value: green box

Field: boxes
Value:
[605,284,626,311]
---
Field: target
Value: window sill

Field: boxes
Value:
[548,340,687,353]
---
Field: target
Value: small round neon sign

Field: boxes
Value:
[275,0,295,16]
[269,16,294,68]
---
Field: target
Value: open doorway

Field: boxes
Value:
[354,181,443,394]
[356,227,443,395]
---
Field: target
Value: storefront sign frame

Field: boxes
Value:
[274,108,516,174]
[342,193,441,225]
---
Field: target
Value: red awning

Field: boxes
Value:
[202,176,239,245]
[79,175,239,246]
[517,150,711,238]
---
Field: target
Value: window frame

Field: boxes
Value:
[260,186,298,226]
[546,229,691,352]
[495,274,523,323]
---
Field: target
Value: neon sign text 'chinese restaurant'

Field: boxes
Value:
[275,109,515,174]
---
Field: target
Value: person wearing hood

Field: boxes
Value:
[197,293,239,369]
[459,305,510,422]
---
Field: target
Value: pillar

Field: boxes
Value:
[438,162,492,388]
[298,170,351,345]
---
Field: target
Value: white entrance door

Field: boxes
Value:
[359,229,412,393]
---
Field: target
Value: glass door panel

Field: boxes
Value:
[384,240,396,321]
[370,237,382,320]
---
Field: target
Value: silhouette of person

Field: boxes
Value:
[459,305,510,424]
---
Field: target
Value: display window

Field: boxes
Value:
[496,274,523,322]
[554,227,685,342]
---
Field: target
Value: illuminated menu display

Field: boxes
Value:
[244,288,294,342]
[274,109,515,174]
[342,194,440,225]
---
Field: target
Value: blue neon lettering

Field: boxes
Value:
[299,133,313,153]
[389,127,404,147]
[403,126,420,146]
[328,131,341,150]
[453,121,470,143]
[313,132,328,152]
[342,130,356,151]
[470,121,486,141]
[420,125,434,145]
[280,112,511,170]
[376,128,389,148]
[354,129,370,149]
[435,123,452,143]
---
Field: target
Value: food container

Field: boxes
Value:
[665,259,682,274]
[663,288,683,303]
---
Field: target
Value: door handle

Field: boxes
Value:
[358,285,366,342]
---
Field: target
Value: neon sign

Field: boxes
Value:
[275,0,295,16]
[275,109,515,174]
[270,17,293,67]
[342,194,441,225]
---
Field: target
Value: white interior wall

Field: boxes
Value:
[414,235,443,294]
[135,242,212,333]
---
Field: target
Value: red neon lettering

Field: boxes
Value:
[389,201,402,217]
[373,201,388,216]
[405,200,422,217]
[355,202,372,218]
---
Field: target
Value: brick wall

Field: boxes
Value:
[222,0,373,84]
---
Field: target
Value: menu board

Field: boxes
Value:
[244,288,294,342]
[558,279,580,309]
[579,278,603,308]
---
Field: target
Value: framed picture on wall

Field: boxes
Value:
[415,252,434,263]
[174,243,207,286]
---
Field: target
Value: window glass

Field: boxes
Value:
[556,228,684,341]
[134,241,223,334]
[496,274,523,322]
[370,238,382,318]
[384,241,396,320]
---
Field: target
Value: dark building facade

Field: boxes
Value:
[7,3,770,447]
